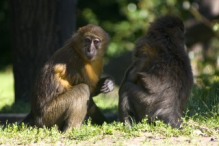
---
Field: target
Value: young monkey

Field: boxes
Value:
[22,24,114,132]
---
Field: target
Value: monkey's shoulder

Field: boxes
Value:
[51,60,103,91]
[135,53,191,79]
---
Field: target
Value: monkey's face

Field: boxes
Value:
[83,35,102,61]
[75,24,109,62]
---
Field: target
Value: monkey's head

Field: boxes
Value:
[73,24,109,62]
[141,15,185,53]
[146,15,185,46]
[134,15,186,58]
[149,15,184,33]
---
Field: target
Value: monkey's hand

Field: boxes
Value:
[99,77,114,93]
[92,77,114,96]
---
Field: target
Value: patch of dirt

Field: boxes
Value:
[73,133,218,146]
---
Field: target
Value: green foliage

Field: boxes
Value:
[77,0,186,57]
[77,0,219,75]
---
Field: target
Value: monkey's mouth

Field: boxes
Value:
[86,53,96,61]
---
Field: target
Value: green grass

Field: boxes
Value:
[186,75,219,117]
[0,69,118,113]
[0,69,30,113]
[0,70,219,145]
[0,118,218,145]
[94,88,119,113]
[0,69,14,110]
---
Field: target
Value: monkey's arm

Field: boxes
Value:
[122,57,146,84]
[91,77,114,97]
[86,98,108,124]
[87,77,114,124]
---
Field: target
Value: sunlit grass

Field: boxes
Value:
[0,69,14,110]
[186,75,219,117]
[0,117,218,145]
[0,70,219,145]
[0,69,118,113]
[94,87,118,113]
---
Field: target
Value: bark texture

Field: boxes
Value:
[9,0,77,102]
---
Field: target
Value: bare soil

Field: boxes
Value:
[74,133,218,146]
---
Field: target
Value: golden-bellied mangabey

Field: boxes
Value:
[119,15,193,128]
[22,24,114,132]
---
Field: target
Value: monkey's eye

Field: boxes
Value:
[93,38,100,45]
[85,37,91,43]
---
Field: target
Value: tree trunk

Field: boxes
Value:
[9,0,77,103]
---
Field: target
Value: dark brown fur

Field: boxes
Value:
[119,15,193,128]
[22,24,114,132]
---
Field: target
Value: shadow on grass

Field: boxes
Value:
[186,75,219,117]
[0,102,30,113]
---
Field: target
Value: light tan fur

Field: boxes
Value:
[54,64,71,88]
[85,59,103,91]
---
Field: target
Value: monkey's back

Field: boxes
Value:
[119,15,193,128]
[31,46,92,114]
[135,43,193,122]
[135,15,193,109]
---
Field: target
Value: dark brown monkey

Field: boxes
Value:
[22,24,114,132]
[119,15,193,128]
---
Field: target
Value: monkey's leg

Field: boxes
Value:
[42,83,90,132]
[118,59,148,125]
[86,77,114,124]
[118,89,133,126]
[119,81,150,125]
[86,98,108,124]
[119,81,183,128]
